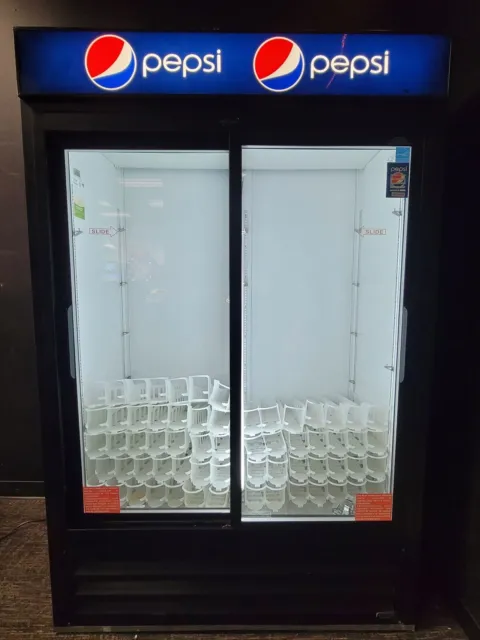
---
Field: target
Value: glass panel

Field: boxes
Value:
[241,146,409,520]
[66,149,230,512]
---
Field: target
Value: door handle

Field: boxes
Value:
[399,306,408,383]
[67,305,76,379]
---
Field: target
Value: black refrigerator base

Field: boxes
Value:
[60,625,414,633]
[47,525,419,630]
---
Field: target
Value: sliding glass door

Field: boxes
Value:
[64,140,409,520]
[65,147,230,512]
[241,146,409,520]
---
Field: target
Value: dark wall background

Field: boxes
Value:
[0,0,478,495]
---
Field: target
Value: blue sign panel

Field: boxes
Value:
[15,31,450,97]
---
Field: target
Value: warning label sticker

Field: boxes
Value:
[355,493,393,521]
[83,487,120,514]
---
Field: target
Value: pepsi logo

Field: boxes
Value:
[253,37,305,93]
[85,35,137,91]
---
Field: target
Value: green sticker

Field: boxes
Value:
[74,200,85,219]
[72,168,85,219]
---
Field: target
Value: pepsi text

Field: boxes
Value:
[142,50,222,78]
[310,51,390,79]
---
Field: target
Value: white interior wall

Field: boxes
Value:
[245,169,357,404]
[354,149,404,406]
[124,168,229,381]
[69,148,401,411]
[67,152,124,403]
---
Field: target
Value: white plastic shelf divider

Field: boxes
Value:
[209,380,230,412]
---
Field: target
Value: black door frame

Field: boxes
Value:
[21,95,445,627]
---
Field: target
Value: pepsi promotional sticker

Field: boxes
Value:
[386,162,409,198]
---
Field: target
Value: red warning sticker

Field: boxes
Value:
[83,487,120,514]
[355,493,393,521]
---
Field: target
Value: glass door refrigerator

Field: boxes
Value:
[15,30,450,631]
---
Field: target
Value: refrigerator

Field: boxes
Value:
[15,29,450,631]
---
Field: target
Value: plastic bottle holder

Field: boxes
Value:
[288,478,309,508]
[124,379,148,405]
[191,432,212,461]
[125,478,147,508]
[366,477,388,494]
[114,456,134,483]
[85,473,104,488]
[209,409,230,436]
[305,427,328,457]
[171,453,191,483]
[104,433,128,458]
[324,401,348,432]
[165,478,185,508]
[244,408,263,437]
[211,433,230,461]
[145,478,166,508]
[127,432,148,458]
[366,406,389,433]
[168,405,188,431]
[246,455,267,487]
[168,377,189,404]
[211,458,231,490]
[189,375,211,403]
[189,405,210,434]
[85,433,107,459]
[345,402,371,432]
[285,431,309,457]
[191,458,211,488]
[95,457,115,483]
[147,431,167,457]
[134,455,153,482]
[105,478,127,507]
[100,380,126,406]
[367,431,388,457]
[305,400,326,430]
[266,483,286,512]
[366,454,388,481]
[261,405,282,434]
[288,455,309,483]
[147,378,168,404]
[166,428,190,456]
[347,456,367,484]
[183,479,206,508]
[127,405,149,432]
[209,380,230,412]
[206,486,230,509]
[347,480,366,501]
[327,432,348,458]
[327,457,348,484]
[244,434,267,460]
[148,405,169,431]
[282,403,306,434]
[267,455,288,487]
[85,408,108,434]
[153,454,172,483]
[308,455,328,483]
[264,431,286,458]
[327,481,348,507]
[347,431,368,458]
[245,483,266,512]
[108,406,129,433]
[308,480,328,507]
